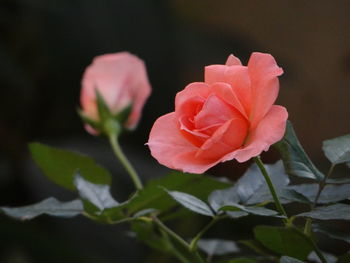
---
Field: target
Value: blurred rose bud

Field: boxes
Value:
[80,52,151,135]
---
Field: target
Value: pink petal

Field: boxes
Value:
[210,82,247,118]
[81,52,151,129]
[247,52,283,128]
[172,114,249,174]
[175,82,211,112]
[148,112,198,170]
[204,65,251,116]
[196,116,248,160]
[225,54,242,66]
[194,94,236,130]
[221,105,288,163]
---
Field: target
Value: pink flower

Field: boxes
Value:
[80,52,151,133]
[147,52,288,174]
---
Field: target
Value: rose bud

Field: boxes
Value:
[148,52,288,174]
[79,52,151,135]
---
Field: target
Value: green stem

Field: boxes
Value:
[108,133,143,190]
[304,164,335,235]
[152,216,205,263]
[254,157,288,221]
[293,227,328,263]
[190,217,219,251]
[152,216,190,249]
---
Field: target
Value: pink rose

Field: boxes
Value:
[147,52,288,174]
[80,52,151,133]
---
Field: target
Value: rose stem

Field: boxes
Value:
[108,132,143,190]
[189,217,220,252]
[253,156,288,221]
[152,216,206,263]
[304,164,335,235]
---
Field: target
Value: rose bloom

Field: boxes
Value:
[80,52,151,133]
[148,52,288,174]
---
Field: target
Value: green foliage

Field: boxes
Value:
[0,198,83,220]
[209,161,289,209]
[289,183,350,204]
[297,203,350,220]
[29,143,111,190]
[126,172,230,215]
[221,204,278,217]
[165,190,214,217]
[323,134,350,164]
[197,239,239,256]
[278,188,311,204]
[208,161,291,218]
[254,226,313,260]
[131,220,171,253]
[313,223,350,243]
[275,121,324,181]
[74,173,119,211]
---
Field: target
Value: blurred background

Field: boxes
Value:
[1,0,350,262]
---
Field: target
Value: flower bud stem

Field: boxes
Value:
[253,156,288,221]
[108,132,143,190]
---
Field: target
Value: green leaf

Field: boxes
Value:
[208,161,289,210]
[280,256,304,263]
[323,134,350,164]
[74,173,119,211]
[254,225,313,260]
[313,223,350,243]
[297,203,350,220]
[326,178,350,184]
[275,121,324,181]
[126,172,229,215]
[221,204,279,217]
[208,186,240,212]
[1,197,83,220]
[337,253,350,263]
[226,211,249,219]
[239,239,276,257]
[165,190,214,217]
[290,184,350,204]
[279,189,311,204]
[29,142,111,190]
[235,160,289,205]
[197,239,239,256]
[133,208,158,218]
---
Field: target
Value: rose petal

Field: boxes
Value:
[225,54,242,66]
[221,105,288,163]
[173,115,248,174]
[148,112,198,170]
[194,94,236,130]
[247,52,283,128]
[196,116,248,160]
[210,82,247,118]
[175,82,211,112]
[81,52,151,129]
[204,65,251,116]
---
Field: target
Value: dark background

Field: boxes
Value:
[1,0,350,262]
